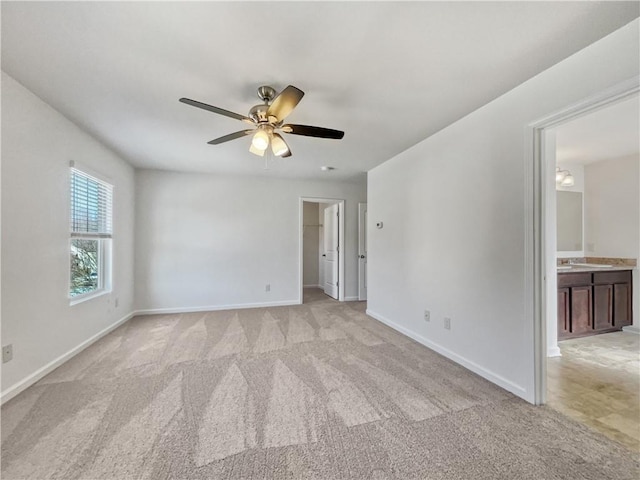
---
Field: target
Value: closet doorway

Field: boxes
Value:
[299,197,345,303]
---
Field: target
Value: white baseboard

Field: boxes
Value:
[622,325,640,334]
[303,284,322,289]
[365,309,528,400]
[1,311,135,405]
[345,296,360,301]
[133,299,300,316]
[547,345,562,357]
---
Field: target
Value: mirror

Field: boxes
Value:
[557,191,583,251]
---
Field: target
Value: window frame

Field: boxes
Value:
[68,164,113,304]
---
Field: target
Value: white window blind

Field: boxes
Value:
[70,168,113,238]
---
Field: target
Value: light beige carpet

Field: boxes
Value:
[2,289,639,479]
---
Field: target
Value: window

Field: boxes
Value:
[69,167,113,300]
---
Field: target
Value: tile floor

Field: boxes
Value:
[547,331,640,451]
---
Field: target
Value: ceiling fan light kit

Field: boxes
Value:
[251,127,270,151]
[271,133,289,156]
[180,85,344,160]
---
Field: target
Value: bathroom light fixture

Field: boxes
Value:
[555,167,574,187]
[560,173,574,186]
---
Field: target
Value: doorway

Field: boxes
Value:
[299,197,345,304]
[532,81,639,450]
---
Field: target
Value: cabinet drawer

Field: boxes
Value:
[558,272,592,287]
[593,270,631,285]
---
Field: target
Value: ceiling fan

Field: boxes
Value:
[179,85,344,158]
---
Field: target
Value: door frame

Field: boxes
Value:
[358,202,367,301]
[528,76,639,405]
[299,197,345,303]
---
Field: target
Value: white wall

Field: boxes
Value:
[367,20,639,403]
[584,154,640,258]
[303,202,321,287]
[1,72,136,399]
[134,170,366,311]
[584,154,640,328]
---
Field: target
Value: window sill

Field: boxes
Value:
[69,289,110,306]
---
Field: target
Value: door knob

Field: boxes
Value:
[359,255,365,259]
[322,254,326,257]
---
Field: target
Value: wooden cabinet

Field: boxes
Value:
[558,270,633,340]
[570,286,593,334]
[593,284,613,330]
[614,283,632,327]
[558,288,570,336]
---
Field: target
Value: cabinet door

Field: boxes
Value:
[558,288,570,338]
[614,283,631,327]
[593,284,613,330]
[571,286,593,334]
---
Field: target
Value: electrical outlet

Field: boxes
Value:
[2,344,13,363]
[444,317,451,330]
[424,310,430,322]
[265,284,271,292]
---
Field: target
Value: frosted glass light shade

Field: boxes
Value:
[271,135,289,156]
[252,129,269,150]
[560,173,574,186]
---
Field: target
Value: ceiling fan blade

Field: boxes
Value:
[266,85,304,122]
[207,130,254,145]
[281,124,344,140]
[180,97,253,124]
[249,143,265,157]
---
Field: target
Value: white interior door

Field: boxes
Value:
[323,204,339,299]
[358,203,368,301]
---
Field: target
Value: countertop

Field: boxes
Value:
[557,265,635,273]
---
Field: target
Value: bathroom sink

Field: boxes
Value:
[557,265,573,270]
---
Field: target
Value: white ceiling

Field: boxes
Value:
[556,94,640,165]
[2,2,638,181]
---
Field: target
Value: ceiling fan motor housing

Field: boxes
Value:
[250,86,276,123]
[249,103,269,123]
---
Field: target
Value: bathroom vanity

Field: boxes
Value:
[557,267,633,340]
